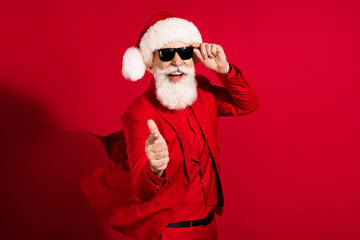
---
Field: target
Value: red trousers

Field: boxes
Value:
[159,218,218,240]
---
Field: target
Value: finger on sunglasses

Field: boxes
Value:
[200,43,208,59]
[193,47,204,62]
[206,44,214,59]
[211,44,218,57]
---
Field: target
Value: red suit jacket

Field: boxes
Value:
[79,65,259,240]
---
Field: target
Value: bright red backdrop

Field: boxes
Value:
[1,0,360,239]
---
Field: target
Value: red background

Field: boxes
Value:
[1,0,360,239]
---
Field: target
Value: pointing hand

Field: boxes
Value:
[145,119,169,177]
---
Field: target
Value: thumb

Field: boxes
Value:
[147,119,160,144]
[147,119,165,144]
[147,119,159,134]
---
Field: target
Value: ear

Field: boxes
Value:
[146,52,156,74]
[146,62,154,74]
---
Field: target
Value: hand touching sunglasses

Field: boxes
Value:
[156,47,194,61]
[156,43,230,74]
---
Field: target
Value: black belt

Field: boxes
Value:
[167,209,215,228]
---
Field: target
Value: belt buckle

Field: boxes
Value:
[203,214,210,226]
[203,209,214,226]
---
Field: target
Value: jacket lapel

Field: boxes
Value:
[190,93,220,172]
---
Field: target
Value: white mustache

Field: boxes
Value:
[157,65,193,76]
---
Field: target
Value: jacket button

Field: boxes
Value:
[202,180,206,185]
[154,201,159,206]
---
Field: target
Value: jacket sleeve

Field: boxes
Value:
[121,111,169,202]
[213,64,260,116]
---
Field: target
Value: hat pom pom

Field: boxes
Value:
[122,47,146,81]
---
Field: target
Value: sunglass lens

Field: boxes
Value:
[177,47,194,60]
[159,49,175,61]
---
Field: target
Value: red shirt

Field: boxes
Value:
[148,106,218,222]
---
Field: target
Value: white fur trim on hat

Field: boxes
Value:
[122,47,146,81]
[139,17,202,68]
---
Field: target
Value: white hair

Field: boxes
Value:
[153,65,197,110]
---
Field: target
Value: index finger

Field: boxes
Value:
[193,48,204,62]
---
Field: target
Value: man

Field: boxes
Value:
[80,12,259,240]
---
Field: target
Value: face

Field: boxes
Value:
[150,41,198,110]
[151,41,194,83]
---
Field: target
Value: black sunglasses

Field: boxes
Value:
[157,47,194,61]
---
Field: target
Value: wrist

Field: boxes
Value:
[156,170,164,177]
[216,62,230,74]
[151,166,164,177]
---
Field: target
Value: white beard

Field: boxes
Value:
[153,65,197,110]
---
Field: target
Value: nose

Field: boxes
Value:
[171,52,182,66]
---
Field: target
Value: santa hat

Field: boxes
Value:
[122,12,202,81]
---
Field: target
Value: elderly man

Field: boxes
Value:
[80,12,259,240]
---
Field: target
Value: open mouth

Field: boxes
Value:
[168,71,184,82]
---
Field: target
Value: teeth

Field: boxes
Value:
[170,71,182,76]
